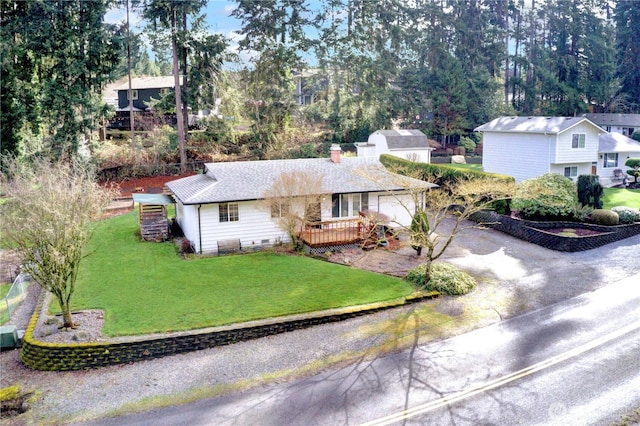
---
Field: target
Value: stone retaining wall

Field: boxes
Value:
[471,211,640,252]
[21,292,437,371]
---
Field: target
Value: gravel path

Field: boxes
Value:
[1,223,638,425]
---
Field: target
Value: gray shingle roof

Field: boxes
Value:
[474,116,602,133]
[373,129,430,150]
[599,132,640,153]
[166,157,435,205]
[582,113,640,128]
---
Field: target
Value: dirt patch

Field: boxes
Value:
[101,173,195,198]
[543,227,607,237]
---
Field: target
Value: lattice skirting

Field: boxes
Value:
[304,243,360,255]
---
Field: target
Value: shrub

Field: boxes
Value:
[589,209,620,225]
[577,175,604,209]
[405,263,476,295]
[626,158,640,183]
[512,173,579,219]
[458,136,476,154]
[611,206,640,224]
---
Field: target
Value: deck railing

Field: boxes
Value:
[299,218,363,247]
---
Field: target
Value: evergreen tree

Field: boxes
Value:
[1,0,122,159]
[615,0,640,111]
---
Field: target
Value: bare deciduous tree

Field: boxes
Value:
[0,158,116,328]
[358,164,515,285]
[410,178,515,284]
[259,171,325,249]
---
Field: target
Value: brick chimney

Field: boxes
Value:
[330,144,341,163]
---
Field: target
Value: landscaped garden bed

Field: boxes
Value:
[471,210,640,252]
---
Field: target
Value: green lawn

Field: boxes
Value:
[441,163,483,171]
[602,187,640,209]
[72,212,414,337]
[0,283,11,324]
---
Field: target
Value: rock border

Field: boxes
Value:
[20,290,438,371]
[470,210,640,252]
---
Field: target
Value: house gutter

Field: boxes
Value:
[197,204,203,254]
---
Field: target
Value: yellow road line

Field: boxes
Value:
[360,320,640,426]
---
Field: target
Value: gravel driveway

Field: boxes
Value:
[1,222,638,425]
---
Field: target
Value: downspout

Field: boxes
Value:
[197,204,203,254]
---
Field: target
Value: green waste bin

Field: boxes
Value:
[0,325,18,349]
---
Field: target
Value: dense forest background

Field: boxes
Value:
[1,0,639,166]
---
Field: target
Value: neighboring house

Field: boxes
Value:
[166,146,435,255]
[115,76,181,113]
[356,129,434,163]
[597,132,640,185]
[475,116,604,183]
[293,69,325,105]
[582,113,640,137]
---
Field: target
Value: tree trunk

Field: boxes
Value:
[171,8,187,173]
[126,0,134,141]
[61,307,75,329]
[423,258,432,287]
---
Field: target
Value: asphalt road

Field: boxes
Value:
[85,273,640,426]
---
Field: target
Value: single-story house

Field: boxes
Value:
[355,129,434,163]
[475,116,605,183]
[166,146,436,255]
[581,113,640,137]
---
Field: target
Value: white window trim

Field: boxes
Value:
[571,134,585,149]
[603,153,619,168]
[219,202,239,222]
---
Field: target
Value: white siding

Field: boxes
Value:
[548,163,593,182]
[197,201,291,254]
[554,122,600,164]
[356,144,376,158]
[368,133,389,158]
[175,202,200,252]
[390,149,432,163]
[482,132,551,182]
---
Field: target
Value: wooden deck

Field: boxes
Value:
[298,213,384,248]
[298,218,363,248]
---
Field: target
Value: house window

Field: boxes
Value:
[564,167,578,178]
[332,193,369,218]
[623,127,635,136]
[605,126,612,132]
[127,89,138,101]
[271,201,290,218]
[603,153,618,168]
[219,202,239,222]
[571,134,585,148]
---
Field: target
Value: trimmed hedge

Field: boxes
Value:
[379,154,514,187]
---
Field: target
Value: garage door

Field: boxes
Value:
[377,195,414,228]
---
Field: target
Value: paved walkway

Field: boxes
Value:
[1,223,638,425]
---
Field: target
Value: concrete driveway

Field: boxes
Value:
[329,219,639,328]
